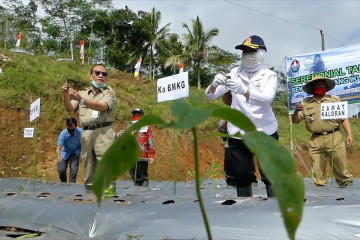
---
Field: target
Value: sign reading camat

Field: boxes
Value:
[23,128,34,138]
[157,72,189,103]
[321,101,348,120]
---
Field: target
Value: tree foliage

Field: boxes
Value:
[0,2,239,85]
[1,0,40,50]
[182,16,219,89]
[136,7,170,78]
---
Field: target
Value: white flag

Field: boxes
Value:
[15,33,22,48]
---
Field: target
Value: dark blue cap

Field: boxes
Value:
[235,35,267,52]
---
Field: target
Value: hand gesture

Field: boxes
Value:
[225,78,248,95]
[61,83,70,97]
[67,87,81,101]
[294,104,303,112]
[212,74,227,88]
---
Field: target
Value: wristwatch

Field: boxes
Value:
[79,98,86,106]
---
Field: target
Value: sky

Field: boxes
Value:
[112,0,360,72]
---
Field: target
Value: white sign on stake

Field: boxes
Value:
[321,101,348,120]
[157,72,189,103]
[30,98,41,122]
[24,128,34,138]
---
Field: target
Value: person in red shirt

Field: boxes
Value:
[124,108,155,187]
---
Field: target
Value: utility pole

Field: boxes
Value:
[88,20,93,64]
[5,17,8,49]
[89,20,93,52]
[70,35,74,61]
[320,30,325,51]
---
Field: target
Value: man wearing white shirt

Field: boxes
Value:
[205,35,278,197]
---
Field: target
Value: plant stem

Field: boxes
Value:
[192,127,212,240]
[33,120,37,191]
[172,129,177,195]
[330,123,335,187]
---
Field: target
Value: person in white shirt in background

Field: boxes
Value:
[205,35,278,197]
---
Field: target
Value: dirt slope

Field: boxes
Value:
[0,107,225,182]
[1,68,360,184]
[1,106,360,183]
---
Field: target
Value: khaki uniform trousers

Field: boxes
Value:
[309,131,352,186]
[81,126,114,189]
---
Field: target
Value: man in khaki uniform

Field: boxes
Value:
[61,64,116,191]
[292,76,353,186]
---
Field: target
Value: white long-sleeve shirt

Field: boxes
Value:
[205,66,278,136]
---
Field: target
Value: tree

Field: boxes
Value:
[2,0,40,51]
[274,69,287,91]
[156,33,185,77]
[136,7,170,79]
[89,7,146,70]
[0,5,9,48]
[182,16,219,89]
[36,0,110,58]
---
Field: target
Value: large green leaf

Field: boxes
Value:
[212,107,256,133]
[92,96,304,240]
[169,95,215,129]
[243,131,304,240]
[92,115,166,203]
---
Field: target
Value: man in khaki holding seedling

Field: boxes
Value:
[61,64,116,192]
[292,76,353,187]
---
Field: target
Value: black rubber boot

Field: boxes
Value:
[226,177,236,188]
[236,185,252,197]
[142,180,149,187]
[266,185,275,197]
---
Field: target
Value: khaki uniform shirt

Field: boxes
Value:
[71,86,116,126]
[298,95,342,133]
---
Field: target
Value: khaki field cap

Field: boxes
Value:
[302,75,335,94]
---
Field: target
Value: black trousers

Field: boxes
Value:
[226,132,279,188]
[129,159,149,186]
[57,153,79,183]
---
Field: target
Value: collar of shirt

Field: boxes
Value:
[236,66,266,82]
[67,129,80,138]
[86,86,108,94]
[308,94,332,103]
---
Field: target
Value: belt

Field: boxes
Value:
[313,128,339,136]
[84,122,112,130]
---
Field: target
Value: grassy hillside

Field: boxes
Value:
[0,48,311,143]
[0,49,224,131]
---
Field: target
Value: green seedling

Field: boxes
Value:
[92,94,304,240]
[104,184,114,199]
[41,172,47,183]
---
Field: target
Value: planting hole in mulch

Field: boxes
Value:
[0,226,42,238]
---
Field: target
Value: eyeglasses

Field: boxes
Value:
[93,70,108,77]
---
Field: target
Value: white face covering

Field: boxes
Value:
[241,49,266,72]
